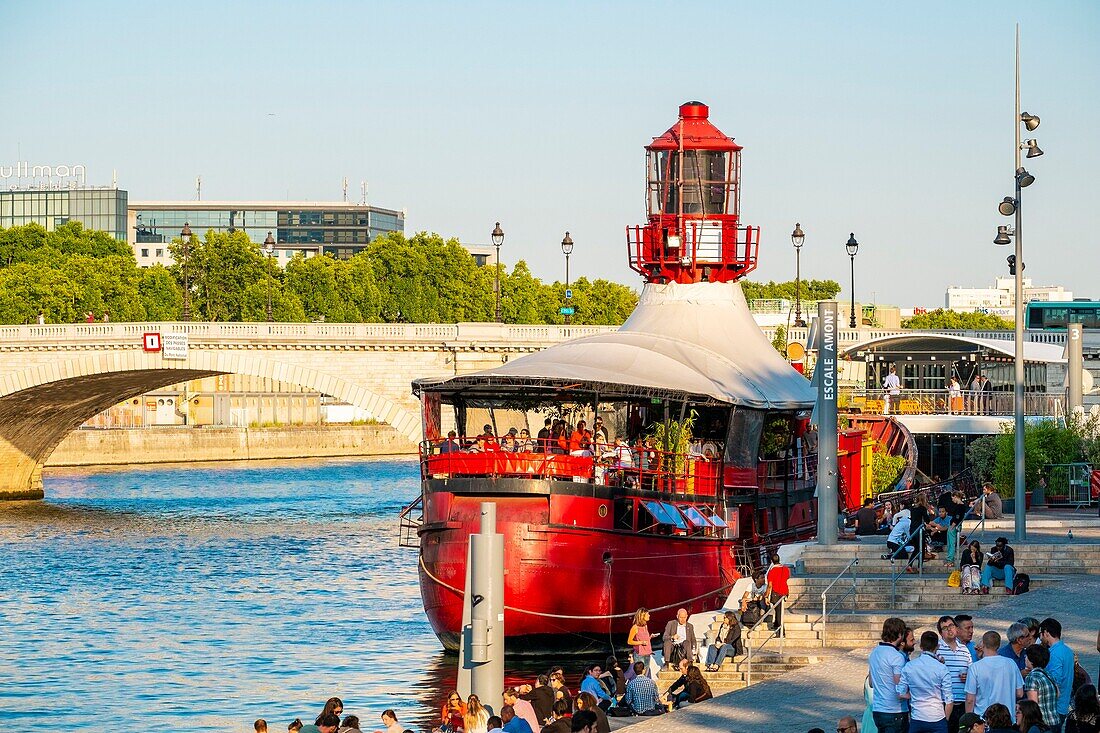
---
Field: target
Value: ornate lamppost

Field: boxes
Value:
[491,222,504,322]
[791,223,806,327]
[180,223,192,322]
[845,233,859,329]
[264,231,276,323]
[561,232,574,325]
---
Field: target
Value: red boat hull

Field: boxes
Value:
[418,477,744,654]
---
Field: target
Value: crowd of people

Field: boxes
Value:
[252,697,414,733]
[864,614,1098,733]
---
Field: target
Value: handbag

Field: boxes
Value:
[947,569,961,588]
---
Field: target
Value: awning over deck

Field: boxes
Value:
[413,281,815,411]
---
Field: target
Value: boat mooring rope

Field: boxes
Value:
[418,555,734,620]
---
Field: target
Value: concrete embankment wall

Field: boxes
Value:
[46,425,417,467]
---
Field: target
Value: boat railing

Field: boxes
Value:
[417,438,722,495]
[398,494,424,549]
[839,387,1062,417]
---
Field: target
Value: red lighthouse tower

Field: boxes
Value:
[626,101,760,284]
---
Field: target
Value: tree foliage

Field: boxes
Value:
[902,309,1013,330]
[0,223,639,325]
[742,279,842,302]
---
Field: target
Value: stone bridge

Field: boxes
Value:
[0,321,616,499]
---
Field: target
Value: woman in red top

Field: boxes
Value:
[765,553,790,632]
[626,607,653,673]
[440,690,466,731]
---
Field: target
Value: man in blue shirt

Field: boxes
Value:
[1040,617,1075,724]
[897,630,954,733]
[964,631,1024,723]
[997,622,1031,671]
[869,617,910,733]
[579,663,614,710]
[501,705,533,733]
[622,661,660,715]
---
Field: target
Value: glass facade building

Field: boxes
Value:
[0,188,128,241]
[128,201,405,266]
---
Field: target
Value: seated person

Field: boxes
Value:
[740,570,769,627]
[437,430,461,454]
[926,506,952,550]
[704,610,743,670]
[515,428,535,453]
[855,497,879,536]
[882,509,915,564]
[622,661,660,715]
[480,424,501,452]
[500,428,519,452]
[979,536,1016,594]
[664,658,692,709]
[967,483,1003,520]
[569,420,593,457]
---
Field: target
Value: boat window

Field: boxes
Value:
[643,500,688,529]
[704,510,728,529]
[677,504,713,529]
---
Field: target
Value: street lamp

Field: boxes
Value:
[180,222,192,322]
[561,231,574,324]
[264,231,276,323]
[491,222,504,323]
[791,223,806,327]
[845,233,859,328]
[991,24,1043,542]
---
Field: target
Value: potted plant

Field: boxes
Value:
[650,410,696,492]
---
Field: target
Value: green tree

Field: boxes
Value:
[992,420,1085,497]
[902,309,1013,330]
[138,265,183,320]
[501,260,555,324]
[285,255,354,322]
[0,223,48,267]
[771,324,788,354]
[742,279,842,302]
[0,263,79,323]
[49,221,133,259]
[339,254,383,322]
[171,230,267,321]
[240,280,306,322]
[60,255,147,321]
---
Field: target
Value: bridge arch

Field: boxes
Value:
[0,350,420,499]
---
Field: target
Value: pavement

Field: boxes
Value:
[614,536,1100,733]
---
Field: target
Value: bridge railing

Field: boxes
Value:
[0,321,619,344]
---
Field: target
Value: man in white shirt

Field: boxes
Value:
[869,617,910,733]
[965,631,1024,722]
[898,630,953,733]
[936,615,972,733]
[883,365,902,415]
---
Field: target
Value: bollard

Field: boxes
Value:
[457,502,505,712]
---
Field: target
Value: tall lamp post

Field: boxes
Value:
[993,24,1042,542]
[180,222,192,322]
[491,222,504,323]
[845,233,859,328]
[264,231,276,323]
[791,223,806,327]
[561,232,573,325]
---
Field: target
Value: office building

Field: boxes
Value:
[0,187,128,241]
[946,276,1073,315]
[128,200,405,266]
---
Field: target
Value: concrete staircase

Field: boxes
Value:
[657,648,834,695]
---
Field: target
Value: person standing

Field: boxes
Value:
[504,689,541,733]
[537,418,553,452]
[1022,644,1060,732]
[869,617,910,733]
[380,710,403,733]
[948,377,962,414]
[766,553,791,631]
[897,630,954,733]
[884,365,902,415]
[627,608,653,674]
[1040,618,1075,728]
[981,375,994,414]
[938,615,973,733]
[964,632,1024,723]
[662,608,697,668]
[954,615,978,662]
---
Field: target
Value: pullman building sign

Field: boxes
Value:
[1,162,88,189]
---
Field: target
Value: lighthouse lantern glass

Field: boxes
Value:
[649,150,736,217]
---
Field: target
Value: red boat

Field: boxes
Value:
[405,102,819,653]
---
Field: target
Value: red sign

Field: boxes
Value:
[143,332,162,352]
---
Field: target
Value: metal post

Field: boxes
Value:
[1012,25,1026,542]
[458,502,505,711]
[564,252,571,325]
[495,243,502,323]
[849,255,857,329]
[794,246,803,327]
[817,301,839,545]
[1067,323,1083,413]
[266,257,274,323]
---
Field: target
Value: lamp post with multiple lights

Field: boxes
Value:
[561,232,574,324]
[791,223,806,327]
[264,231,276,323]
[180,223,193,321]
[845,233,859,329]
[992,24,1042,542]
[491,222,504,323]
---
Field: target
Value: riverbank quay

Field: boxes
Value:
[615,523,1100,733]
[44,423,415,467]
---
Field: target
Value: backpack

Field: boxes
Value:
[1013,573,1030,595]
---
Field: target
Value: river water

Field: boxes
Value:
[0,458,563,732]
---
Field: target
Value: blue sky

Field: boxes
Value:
[1,1,1097,306]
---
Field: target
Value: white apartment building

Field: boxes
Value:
[946,277,1072,314]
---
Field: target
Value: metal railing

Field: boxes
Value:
[840,388,1063,417]
[817,557,860,646]
[397,494,423,549]
[739,597,785,686]
[889,525,925,609]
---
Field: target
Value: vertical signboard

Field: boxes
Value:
[1067,323,1083,414]
[816,301,838,545]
